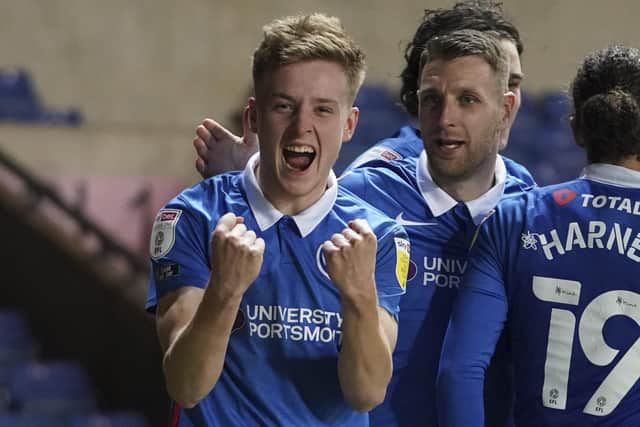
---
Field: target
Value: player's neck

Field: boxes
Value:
[255,164,328,216]
[429,163,497,202]
[615,155,640,172]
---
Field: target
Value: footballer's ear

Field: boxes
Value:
[569,115,585,148]
[248,97,258,133]
[342,106,359,142]
[501,91,517,129]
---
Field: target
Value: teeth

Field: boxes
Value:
[439,139,462,146]
[284,145,315,154]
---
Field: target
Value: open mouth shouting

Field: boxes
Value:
[434,138,464,151]
[283,144,316,171]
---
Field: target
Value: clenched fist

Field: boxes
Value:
[210,212,265,298]
[322,219,377,298]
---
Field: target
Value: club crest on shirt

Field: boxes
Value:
[150,209,182,260]
[521,230,539,250]
[316,245,330,280]
[394,237,410,289]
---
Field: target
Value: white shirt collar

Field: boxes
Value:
[580,163,640,188]
[241,153,338,237]
[416,150,507,225]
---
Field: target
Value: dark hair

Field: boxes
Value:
[418,30,509,96]
[571,45,640,163]
[401,0,522,116]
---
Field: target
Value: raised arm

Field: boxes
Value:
[156,213,264,408]
[323,219,399,412]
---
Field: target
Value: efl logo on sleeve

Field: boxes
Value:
[150,209,182,260]
[394,237,411,289]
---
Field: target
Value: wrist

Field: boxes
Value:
[203,280,244,306]
[339,286,378,316]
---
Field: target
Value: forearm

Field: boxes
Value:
[437,285,508,427]
[163,286,242,408]
[338,290,393,412]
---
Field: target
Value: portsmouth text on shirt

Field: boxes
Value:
[244,304,343,344]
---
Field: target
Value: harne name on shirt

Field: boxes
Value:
[536,221,640,263]
[245,305,343,344]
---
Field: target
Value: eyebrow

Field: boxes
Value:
[271,92,339,104]
[271,92,295,102]
[509,72,525,82]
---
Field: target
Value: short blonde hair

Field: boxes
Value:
[252,13,366,102]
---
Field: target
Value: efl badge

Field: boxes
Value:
[394,237,410,290]
[150,209,182,260]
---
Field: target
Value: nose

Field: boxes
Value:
[438,97,458,129]
[291,107,314,136]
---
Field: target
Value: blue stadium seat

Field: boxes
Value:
[354,84,397,110]
[9,360,96,416]
[0,69,41,121]
[70,412,149,427]
[0,68,82,125]
[0,413,67,427]
[352,85,410,143]
[0,309,37,411]
[540,90,571,125]
[0,309,36,367]
[518,91,539,117]
[503,90,585,185]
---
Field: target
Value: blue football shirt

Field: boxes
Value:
[147,154,409,427]
[339,150,532,426]
[438,163,640,427]
[343,125,536,188]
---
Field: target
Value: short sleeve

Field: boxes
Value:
[373,224,410,319]
[146,200,211,312]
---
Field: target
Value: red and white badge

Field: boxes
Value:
[150,209,182,260]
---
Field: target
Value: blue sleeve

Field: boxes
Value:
[341,125,421,174]
[146,199,211,312]
[502,155,537,187]
[342,144,404,174]
[337,168,371,201]
[373,224,410,320]
[437,220,508,427]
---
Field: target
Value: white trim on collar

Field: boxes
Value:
[241,153,338,237]
[416,150,507,225]
[580,163,640,188]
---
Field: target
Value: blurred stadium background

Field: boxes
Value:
[0,1,638,425]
